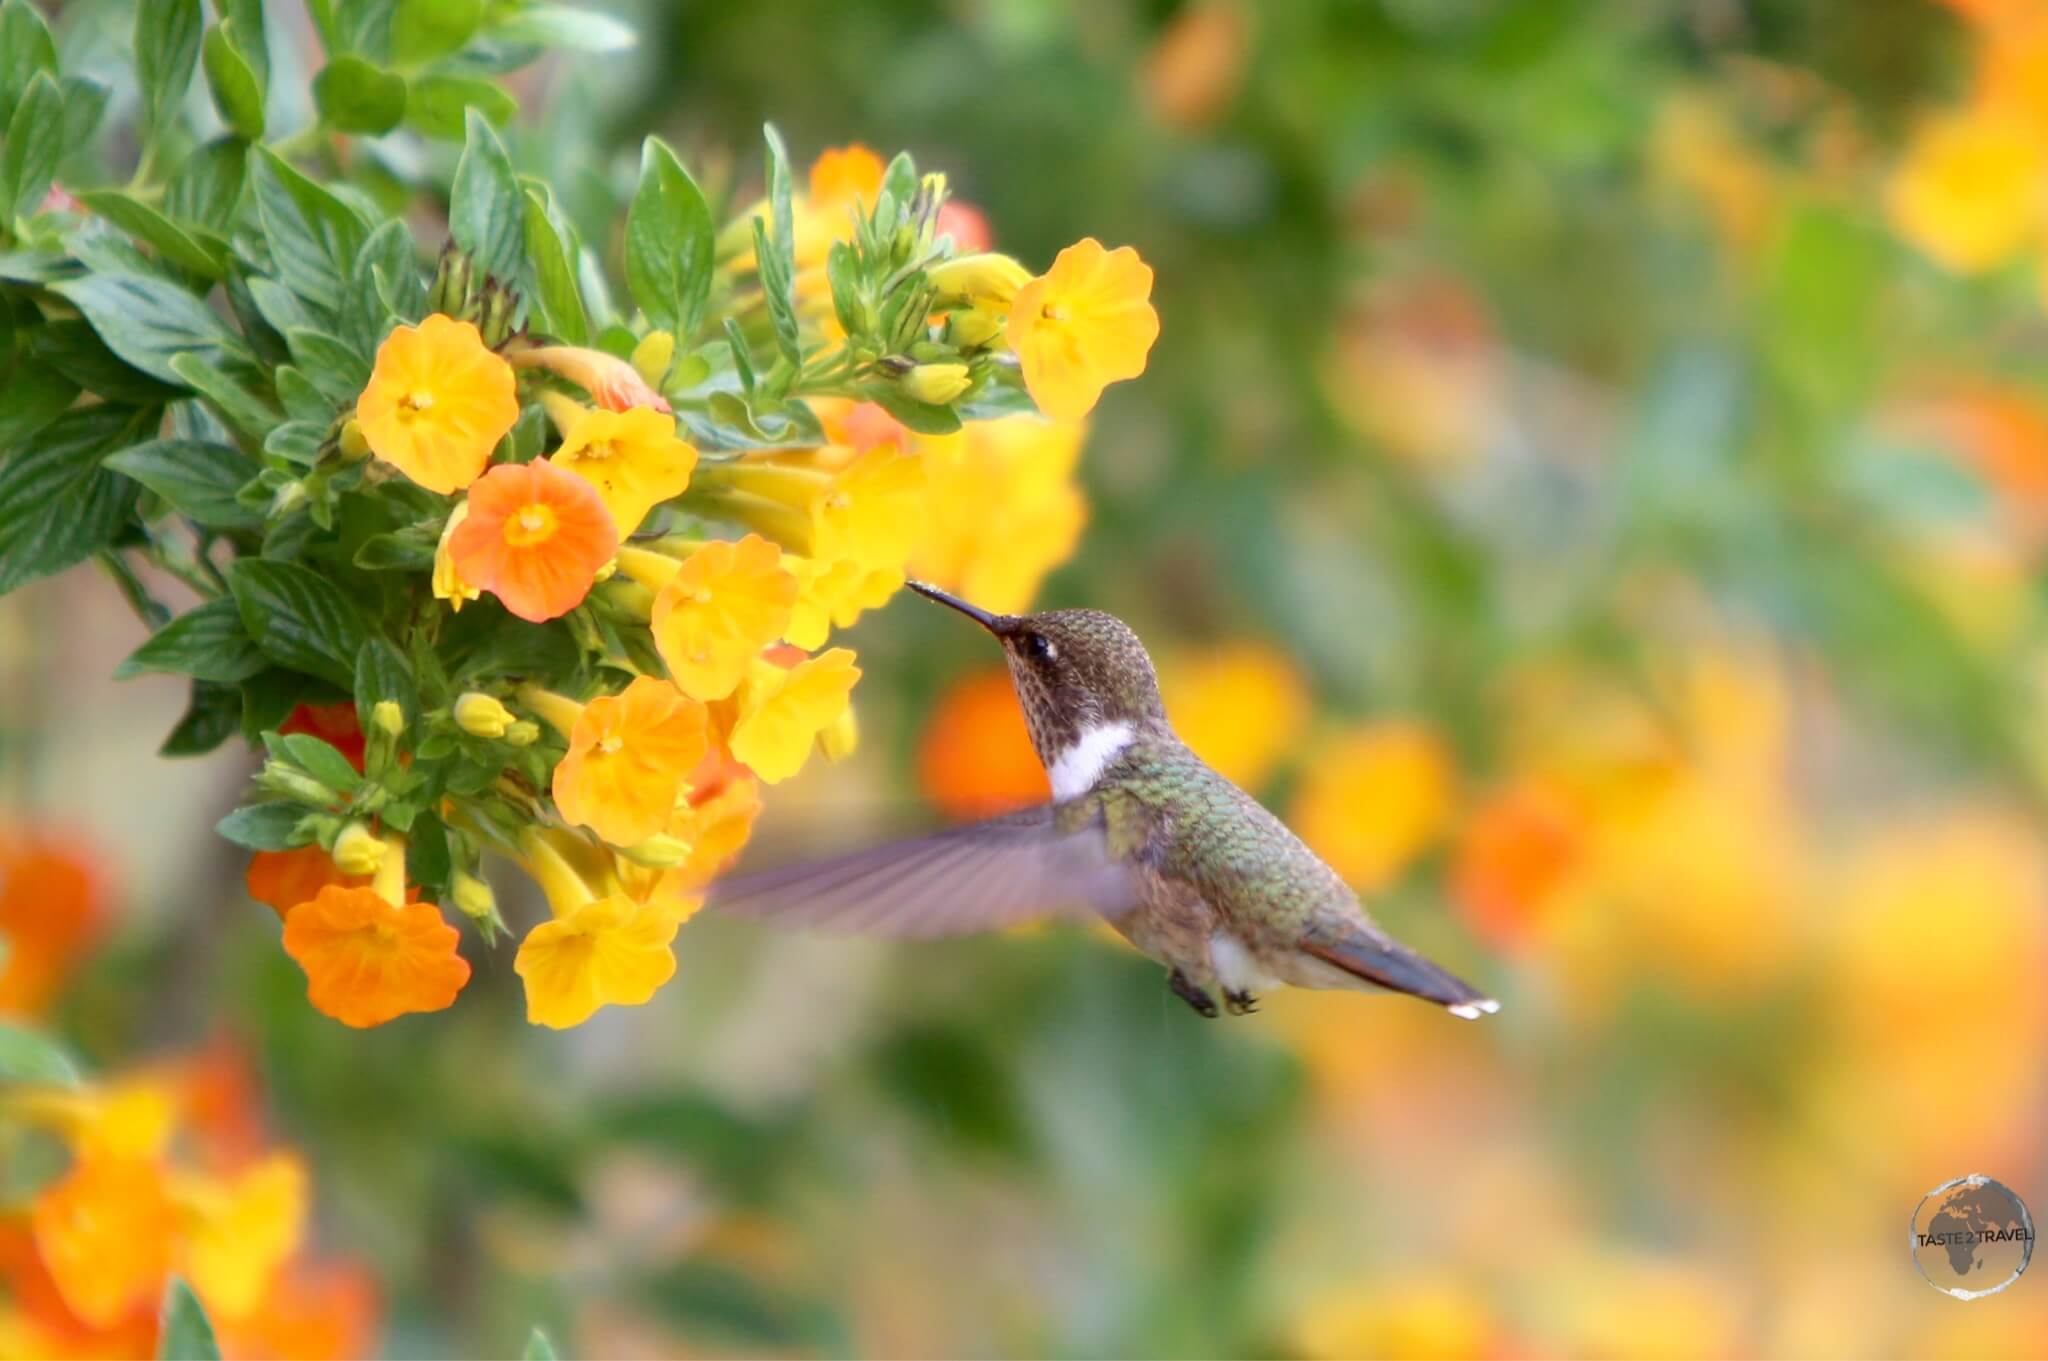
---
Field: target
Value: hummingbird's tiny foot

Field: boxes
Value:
[1223,988,1259,1016]
[1169,969,1219,1019]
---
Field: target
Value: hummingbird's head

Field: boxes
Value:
[908,583,1165,778]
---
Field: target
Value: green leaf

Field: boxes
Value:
[28,320,181,406]
[52,271,239,385]
[58,75,109,159]
[450,107,524,286]
[346,218,425,351]
[0,1021,81,1086]
[218,0,270,81]
[0,1,56,129]
[116,598,268,683]
[169,351,283,437]
[523,1327,558,1361]
[215,802,309,850]
[103,438,262,529]
[0,405,146,593]
[157,1278,222,1361]
[490,4,636,52]
[354,633,418,732]
[866,384,962,435]
[759,124,801,372]
[2,70,62,225]
[75,190,229,278]
[403,71,515,141]
[393,0,483,65]
[314,54,406,135]
[251,145,369,315]
[227,558,370,688]
[201,21,265,139]
[625,137,713,340]
[0,360,81,453]
[269,731,362,792]
[523,188,586,344]
[136,0,202,133]
[285,327,370,405]
[164,136,247,231]
[352,525,438,571]
[162,678,242,756]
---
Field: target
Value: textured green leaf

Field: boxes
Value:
[164,136,247,231]
[523,188,586,344]
[625,137,712,339]
[403,70,515,141]
[347,218,426,353]
[161,679,242,756]
[450,107,525,286]
[285,327,371,404]
[0,1021,80,1087]
[269,731,362,791]
[116,598,268,683]
[227,558,369,688]
[0,405,145,593]
[313,54,406,134]
[157,1277,222,1361]
[103,438,262,529]
[760,124,801,373]
[201,21,265,138]
[2,70,62,225]
[354,633,419,732]
[491,5,635,52]
[169,351,282,437]
[135,0,201,133]
[0,0,56,129]
[58,75,109,159]
[251,145,369,314]
[393,0,483,65]
[0,360,81,454]
[28,320,184,405]
[75,190,229,278]
[52,271,239,384]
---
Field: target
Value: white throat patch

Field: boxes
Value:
[1048,721,1135,801]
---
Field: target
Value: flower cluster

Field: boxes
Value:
[0,0,1157,1040]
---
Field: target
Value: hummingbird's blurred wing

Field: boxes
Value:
[707,804,1139,938]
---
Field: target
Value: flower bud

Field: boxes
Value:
[615,834,692,869]
[434,502,481,612]
[631,330,676,388]
[453,692,516,739]
[509,345,672,413]
[504,720,541,747]
[927,252,1031,308]
[947,303,1005,349]
[901,362,971,406]
[332,822,386,877]
[271,481,308,517]
[451,871,497,923]
[371,700,404,738]
[339,419,371,462]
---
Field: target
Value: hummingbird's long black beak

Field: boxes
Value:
[907,580,1013,634]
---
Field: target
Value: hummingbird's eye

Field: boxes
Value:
[1024,632,1055,662]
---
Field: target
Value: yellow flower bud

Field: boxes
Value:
[451,871,497,923]
[631,330,676,387]
[947,302,1005,349]
[434,502,481,612]
[453,692,516,739]
[371,700,404,737]
[615,834,693,869]
[505,720,541,747]
[901,362,971,406]
[820,701,859,762]
[927,252,1031,308]
[339,419,371,461]
[332,822,386,878]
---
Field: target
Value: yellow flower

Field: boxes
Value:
[31,1155,176,1328]
[900,362,972,405]
[782,554,866,650]
[631,329,676,387]
[1008,238,1160,421]
[1288,720,1455,890]
[514,894,680,1029]
[907,415,1087,614]
[1887,107,2046,272]
[730,649,861,784]
[453,691,515,738]
[1159,642,1311,791]
[636,536,799,700]
[549,405,698,537]
[433,501,481,611]
[176,1153,307,1320]
[355,314,520,494]
[807,441,928,618]
[927,252,1031,308]
[550,676,710,847]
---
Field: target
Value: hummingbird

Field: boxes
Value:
[712,583,1499,1021]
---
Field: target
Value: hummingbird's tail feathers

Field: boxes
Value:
[1302,929,1500,1019]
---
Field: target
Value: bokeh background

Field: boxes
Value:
[12,0,2048,1355]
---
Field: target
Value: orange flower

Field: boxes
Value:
[355,314,519,494]
[0,828,105,1016]
[917,668,1048,819]
[280,885,470,1028]
[509,344,671,412]
[1008,238,1160,421]
[245,847,366,919]
[278,703,366,772]
[642,536,800,700]
[217,1260,380,1361]
[31,1156,177,1329]
[1450,781,1585,952]
[551,676,710,846]
[809,144,886,209]
[448,460,619,623]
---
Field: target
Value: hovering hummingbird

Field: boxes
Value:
[713,584,1499,1021]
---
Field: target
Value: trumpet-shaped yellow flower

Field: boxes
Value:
[666,773,765,889]
[1008,238,1160,421]
[514,894,680,1029]
[647,535,800,700]
[552,676,710,846]
[31,1155,176,1328]
[782,554,866,650]
[1888,107,2046,273]
[433,501,481,611]
[549,406,698,537]
[1289,720,1455,891]
[176,1153,307,1320]
[730,649,862,784]
[927,252,1032,308]
[356,314,519,494]
[908,415,1087,614]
